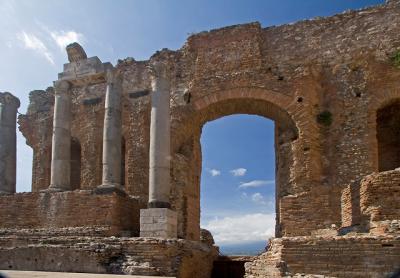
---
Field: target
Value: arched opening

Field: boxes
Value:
[70,138,81,190]
[172,93,300,251]
[377,100,400,172]
[121,137,126,187]
[201,115,276,256]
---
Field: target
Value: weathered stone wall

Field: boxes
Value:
[0,235,217,278]
[0,191,140,236]
[17,0,400,240]
[360,170,400,235]
[246,236,400,278]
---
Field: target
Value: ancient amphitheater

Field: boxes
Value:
[0,1,399,277]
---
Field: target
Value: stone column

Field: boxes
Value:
[96,69,124,194]
[0,92,20,195]
[140,60,177,238]
[148,61,172,208]
[49,80,72,191]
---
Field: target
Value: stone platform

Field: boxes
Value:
[0,191,141,237]
[0,270,174,278]
[245,235,400,278]
[0,234,217,278]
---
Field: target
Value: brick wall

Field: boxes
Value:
[0,191,140,236]
[360,170,400,234]
[0,236,217,278]
[246,236,400,278]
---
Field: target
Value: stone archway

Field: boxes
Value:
[376,100,400,171]
[170,88,318,241]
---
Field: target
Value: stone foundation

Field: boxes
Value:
[0,191,141,236]
[245,236,400,278]
[0,235,217,278]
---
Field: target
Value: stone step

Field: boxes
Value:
[0,270,175,278]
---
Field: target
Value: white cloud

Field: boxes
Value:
[208,169,221,177]
[50,30,84,51]
[251,193,266,205]
[230,168,247,177]
[239,179,275,189]
[203,213,275,245]
[17,31,54,64]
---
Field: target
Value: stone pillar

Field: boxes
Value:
[140,60,177,238]
[96,69,124,194]
[148,61,172,208]
[0,92,20,195]
[49,80,72,191]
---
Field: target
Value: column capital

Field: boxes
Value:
[0,92,20,109]
[53,80,71,94]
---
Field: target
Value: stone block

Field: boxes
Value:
[58,57,113,85]
[140,208,177,238]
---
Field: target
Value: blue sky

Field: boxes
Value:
[0,0,384,249]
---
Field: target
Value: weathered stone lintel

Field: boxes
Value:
[58,56,113,85]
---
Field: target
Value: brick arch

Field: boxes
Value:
[367,88,400,172]
[171,87,323,239]
[192,87,297,130]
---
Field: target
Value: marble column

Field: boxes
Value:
[97,69,124,193]
[0,92,20,195]
[49,80,72,191]
[140,60,177,238]
[148,61,172,208]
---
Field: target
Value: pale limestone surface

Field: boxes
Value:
[48,80,71,191]
[140,208,177,238]
[148,60,172,209]
[99,69,123,190]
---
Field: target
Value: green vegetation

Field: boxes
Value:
[391,50,400,69]
[317,111,333,127]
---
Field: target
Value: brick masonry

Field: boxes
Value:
[1,0,400,277]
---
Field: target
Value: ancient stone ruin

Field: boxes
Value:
[1,1,400,277]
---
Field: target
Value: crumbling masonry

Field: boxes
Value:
[1,1,400,277]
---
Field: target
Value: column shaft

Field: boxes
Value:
[0,93,20,194]
[101,70,122,189]
[49,80,71,191]
[148,63,171,208]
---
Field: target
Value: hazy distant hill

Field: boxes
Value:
[218,241,268,256]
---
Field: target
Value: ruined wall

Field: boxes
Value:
[0,191,140,236]
[18,0,400,239]
[0,236,217,278]
[246,236,400,278]
[360,170,400,235]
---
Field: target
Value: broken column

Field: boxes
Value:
[140,60,177,238]
[49,80,72,191]
[0,92,20,195]
[96,69,124,194]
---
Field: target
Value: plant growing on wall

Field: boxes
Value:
[391,50,400,69]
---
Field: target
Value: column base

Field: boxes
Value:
[140,208,178,238]
[95,184,126,196]
[42,186,67,193]
[0,191,13,195]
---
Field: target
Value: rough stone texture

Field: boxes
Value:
[360,170,400,235]
[0,191,140,236]
[0,236,217,278]
[140,208,178,238]
[0,271,173,278]
[245,236,400,278]
[0,92,20,194]
[2,1,400,277]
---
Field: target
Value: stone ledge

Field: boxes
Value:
[0,270,175,278]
